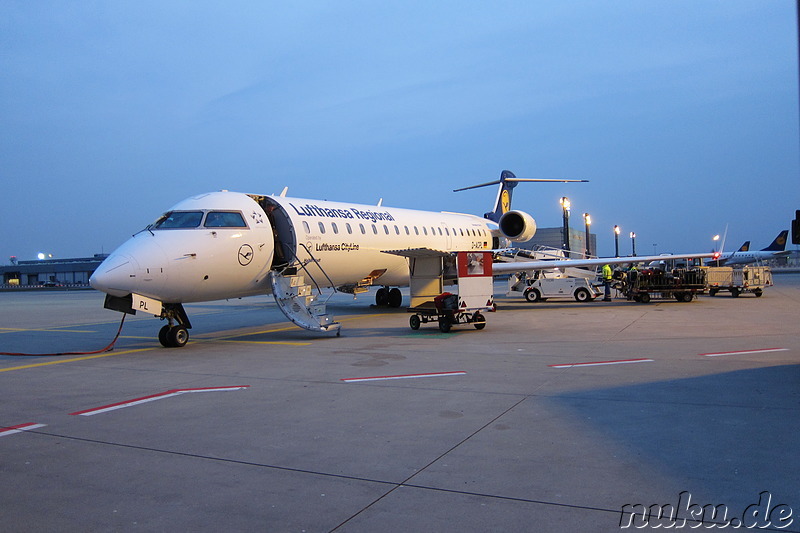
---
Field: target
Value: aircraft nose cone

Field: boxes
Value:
[90,253,138,297]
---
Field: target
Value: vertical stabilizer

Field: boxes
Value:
[453,170,587,223]
[761,230,788,251]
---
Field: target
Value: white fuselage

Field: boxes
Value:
[90,191,498,303]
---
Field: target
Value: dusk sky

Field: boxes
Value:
[2,1,798,263]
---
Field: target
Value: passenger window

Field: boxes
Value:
[437,227,443,236]
[383,225,389,235]
[394,226,400,235]
[303,221,310,234]
[154,211,203,229]
[360,224,366,234]
[372,224,378,234]
[319,222,326,234]
[204,211,247,228]
[346,223,352,234]
[414,226,419,235]
[423,227,428,236]
[445,228,450,236]
[332,222,339,234]
[404,226,410,235]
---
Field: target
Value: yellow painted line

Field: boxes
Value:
[0,348,154,373]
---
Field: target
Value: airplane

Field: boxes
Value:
[706,230,790,267]
[90,171,715,347]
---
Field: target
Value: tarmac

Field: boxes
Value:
[1,275,798,532]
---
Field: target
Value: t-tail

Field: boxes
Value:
[454,170,587,223]
[761,230,788,251]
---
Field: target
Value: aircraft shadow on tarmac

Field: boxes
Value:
[546,364,800,519]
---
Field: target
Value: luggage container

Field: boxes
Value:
[706,266,772,297]
[385,250,494,332]
[622,267,706,303]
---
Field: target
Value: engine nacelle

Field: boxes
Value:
[498,210,537,242]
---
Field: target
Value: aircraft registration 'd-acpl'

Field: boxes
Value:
[90,171,714,347]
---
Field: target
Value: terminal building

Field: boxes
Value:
[522,227,597,258]
[0,255,108,288]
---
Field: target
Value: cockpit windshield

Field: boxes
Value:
[204,211,247,228]
[152,211,204,229]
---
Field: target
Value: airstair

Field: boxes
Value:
[268,245,341,334]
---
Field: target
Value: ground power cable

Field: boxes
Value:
[0,314,126,356]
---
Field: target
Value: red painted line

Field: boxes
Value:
[341,371,466,383]
[70,386,249,416]
[701,348,788,357]
[0,423,46,437]
[548,358,654,369]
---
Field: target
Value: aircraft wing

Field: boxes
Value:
[492,252,716,274]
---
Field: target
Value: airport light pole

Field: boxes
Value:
[630,232,636,256]
[560,197,571,255]
[614,225,620,257]
[583,213,591,258]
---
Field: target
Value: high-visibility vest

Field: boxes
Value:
[602,264,612,280]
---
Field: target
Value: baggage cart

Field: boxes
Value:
[385,250,494,332]
[623,268,706,303]
[706,266,772,297]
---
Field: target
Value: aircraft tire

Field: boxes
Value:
[574,288,591,302]
[388,288,403,308]
[158,325,171,347]
[375,287,389,306]
[167,325,189,348]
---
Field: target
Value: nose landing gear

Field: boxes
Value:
[158,303,192,348]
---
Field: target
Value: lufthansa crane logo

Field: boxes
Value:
[238,244,254,266]
[501,190,510,214]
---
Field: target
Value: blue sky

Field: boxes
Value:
[1,0,798,262]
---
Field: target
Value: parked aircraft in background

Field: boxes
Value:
[707,230,790,266]
[90,171,713,347]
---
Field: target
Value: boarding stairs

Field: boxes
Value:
[268,245,341,334]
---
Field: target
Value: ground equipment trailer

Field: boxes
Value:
[706,266,772,297]
[507,272,601,302]
[622,267,706,303]
[386,250,494,333]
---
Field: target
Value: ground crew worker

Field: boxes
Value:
[602,263,613,301]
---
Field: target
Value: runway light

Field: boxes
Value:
[37,253,46,260]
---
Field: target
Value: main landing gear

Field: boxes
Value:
[158,303,192,348]
[375,286,403,308]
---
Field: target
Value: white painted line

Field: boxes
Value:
[70,386,249,416]
[0,423,46,438]
[701,348,789,357]
[548,358,654,369]
[341,371,466,383]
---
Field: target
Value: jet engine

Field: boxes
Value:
[498,210,537,242]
